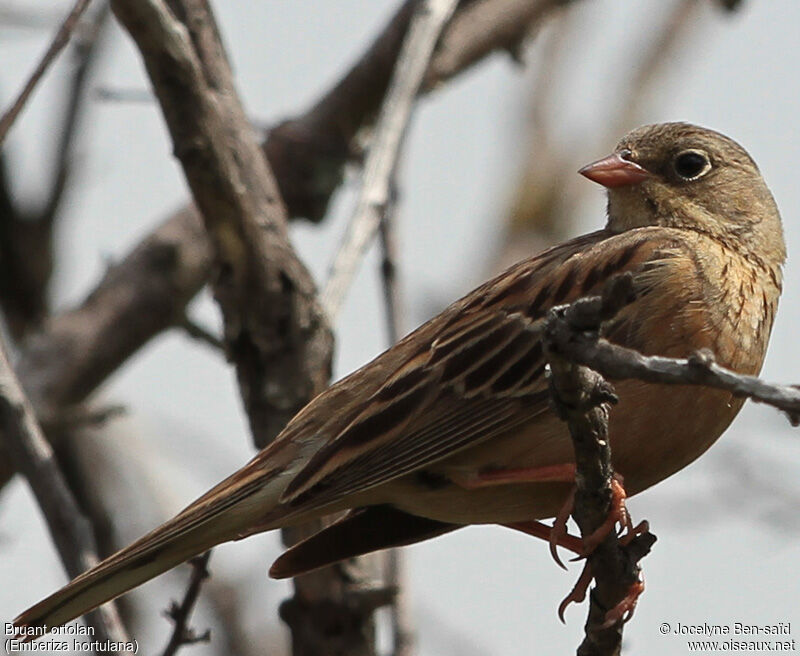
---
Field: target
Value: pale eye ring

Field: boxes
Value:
[673,149,712,180]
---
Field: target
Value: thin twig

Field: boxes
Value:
[179,316,224,351]
[321,0,458,320]
[0,0,93,145]
[423,0,574,89]
[377,176,414,656]
[0,2,107,338]
[161,551,213,656]
[377,178,403,345]
[0,333,132,651]
[41,1,111,225]
[547,274,800,425]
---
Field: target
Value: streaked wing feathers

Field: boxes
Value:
[280,228,674,509]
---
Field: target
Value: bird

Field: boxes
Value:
[14,122,785,634]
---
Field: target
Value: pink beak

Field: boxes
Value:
[579,153,650,188]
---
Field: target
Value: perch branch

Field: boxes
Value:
[542,271,800,653]
[547,274,800,424]
[542,276,657,655]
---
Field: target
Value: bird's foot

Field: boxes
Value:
[555,474,649,625]
[581,476,629,554]
[504,519,583,563]
[601,576,645,628]
[548,473,630,566]
[558,566,645,627]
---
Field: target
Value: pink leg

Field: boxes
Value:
[452,463,577,489]
[453,463,584,569]
[456,463,646,625]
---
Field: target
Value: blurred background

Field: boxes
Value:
[1,1,799,654]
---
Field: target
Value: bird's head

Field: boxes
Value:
[580,122,785,267]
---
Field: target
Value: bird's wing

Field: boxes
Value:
[278,227,676,509]
[12,227,689,634]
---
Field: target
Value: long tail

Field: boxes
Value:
[14,463,286,634]
[270,505,458,579]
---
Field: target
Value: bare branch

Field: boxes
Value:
[322,0,458,320]
[110,0,333,445]
[180,316,224,351]
[107,4,392,655]
[266,0,577,225]
[547,274,800,424]
[0,208,211,489]
[377,178,414,656]
[423,0,576,90]
[543,278,656,655]
[0,3,109,340]
[0,0,93,145]
[40,2,111,225]
[0,334,132,651]
[161,552,213,656]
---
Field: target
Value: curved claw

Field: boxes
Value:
[558,562,593,623]
[504,520,582,562]
[550,488,575,570]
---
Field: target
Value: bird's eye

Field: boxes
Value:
[673,150,711,180]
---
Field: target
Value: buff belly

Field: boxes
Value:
[382,379,744,525]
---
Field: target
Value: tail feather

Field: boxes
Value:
[14,513,228,633]
[269,505,459,579]
[14,463,286,634]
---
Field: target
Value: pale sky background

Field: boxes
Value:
[1,2,799,655]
